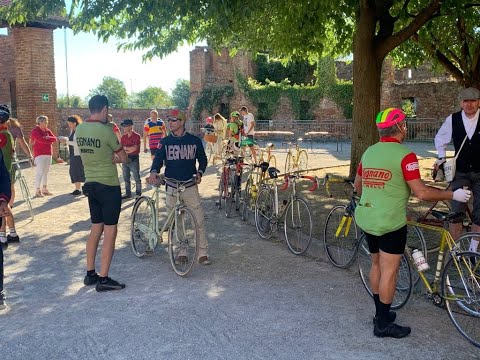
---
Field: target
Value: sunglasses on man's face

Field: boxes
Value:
[168,118,179,122]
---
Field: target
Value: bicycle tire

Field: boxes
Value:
[357,234,413,310]
[323,205,358,268]
[131,196,156,258]
[241,178,252,221]
[217,168,227,210]
[442,251,480,348]
[406,224,427,288]
[255,187,275,239]
[225,169,234,218]
[168,206,199,277]
[19,175,34,219]
[297,150,308,172]
[284,197,312,255]
[234,173,241,212]
[284,152,293,174]
[452,232,480,254]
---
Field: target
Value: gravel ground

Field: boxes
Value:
[0,142,478,360]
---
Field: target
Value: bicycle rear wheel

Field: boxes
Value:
[131,196,155,257]
[442,251,480,348]
[323,205,358,268]
[284,197,312,255]
[255,187,275,239]
[169,207,199,277]
[297,150,308,172]
[357,234,413,310]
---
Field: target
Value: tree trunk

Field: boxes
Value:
[349,5,384,178]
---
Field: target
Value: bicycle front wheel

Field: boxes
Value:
[241,178,252,221]
[19,175,34,219]
[168,207,199,277]
[297,150,308,172]
[442,251,480,348]
[284,197,312,255]
[225,170,234,218]
[323,205,358,268]
[357,234,412,310]
[255,187,275,239]
[131,196,156,257]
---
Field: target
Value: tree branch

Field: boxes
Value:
[376,0,441,59]
[412,33,465,84]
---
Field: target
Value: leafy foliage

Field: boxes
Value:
[133,86,172,108]
[88,76,128,108]
[57,94,87,108]
[171,79,190,110]
[392,1,480,87]
[192,86,234,121]
[255,54,316,85]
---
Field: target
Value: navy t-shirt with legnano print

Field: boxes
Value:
[150,131,207,181]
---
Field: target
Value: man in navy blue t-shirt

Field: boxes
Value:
[147,110,210,265]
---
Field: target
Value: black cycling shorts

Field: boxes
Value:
[365,225,407,255]
[83,182,121,225]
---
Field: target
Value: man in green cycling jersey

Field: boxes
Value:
[354,108,471,339]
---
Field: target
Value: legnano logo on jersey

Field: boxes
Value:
[166,144,197,160]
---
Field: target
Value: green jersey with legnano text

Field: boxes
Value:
[355,141,412,236]
[75,121,122,186]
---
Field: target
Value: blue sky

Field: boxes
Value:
[53,28,197,99]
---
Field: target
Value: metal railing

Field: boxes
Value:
[188,118,444,142]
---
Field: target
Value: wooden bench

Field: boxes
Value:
[304,131,343,152]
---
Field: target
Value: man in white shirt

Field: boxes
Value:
[434,87,480,250]
[240,106,257,163]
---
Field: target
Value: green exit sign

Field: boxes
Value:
[42,94,49,102]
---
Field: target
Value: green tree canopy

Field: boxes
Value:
[171,79,190,110]
[393,3,480,88]
[133,86,172,109]
[88,76,128,108]
[3,0,479,175]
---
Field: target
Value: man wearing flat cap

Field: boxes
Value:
[434,87,480,252]
[120,119,142,199]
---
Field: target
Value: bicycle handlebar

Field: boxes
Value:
[279,173,317,192]
[318,173,354,198]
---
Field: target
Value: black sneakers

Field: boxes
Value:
[95,277,126,292]
[84,272,100,286]
[374,321,411,338]
[71,190,82,196]
[1,241,7,250]
[7,235,20,243]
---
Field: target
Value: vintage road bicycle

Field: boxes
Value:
[255,169,317,255]
[284,138,308,174]
[130,175,200,277]
[12,156,34,220]
[358,213,480,348]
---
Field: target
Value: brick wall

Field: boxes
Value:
[0,31,15,107]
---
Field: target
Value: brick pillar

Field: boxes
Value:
[12,27,59,156]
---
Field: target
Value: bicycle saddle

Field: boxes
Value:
[268,167,280,179]
[258,161,269,173]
